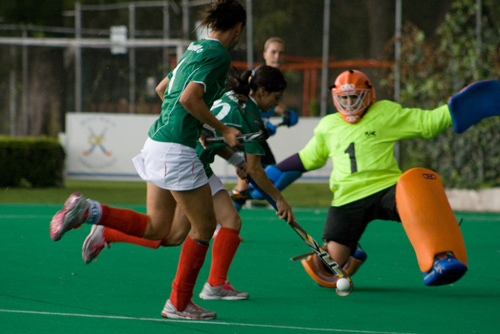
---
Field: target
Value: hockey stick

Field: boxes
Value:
[290,251,314,262]
[205,130,267,144]
[246,175,353,296]
[204,120,269,145]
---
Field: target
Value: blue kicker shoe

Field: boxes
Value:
[423,253,467,286]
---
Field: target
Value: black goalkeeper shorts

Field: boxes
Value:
[322,185,400,253]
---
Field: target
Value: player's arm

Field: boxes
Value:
[248,133,320,201]
[155,76,169,101]
[297,133,329,171]
[273,102,286,116]
[396,80,499,138]
[217,146,247,179]
[387,102,452,140]
[180,82,242,147]
[246,152,295,223]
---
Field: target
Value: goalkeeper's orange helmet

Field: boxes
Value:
[331,70,376,124]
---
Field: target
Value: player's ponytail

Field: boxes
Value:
[227,69,252,105]
[228,65,287,105]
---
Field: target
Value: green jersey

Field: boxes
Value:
[149,38,231,148]
[197,91,266,178]
[299,100,452,207]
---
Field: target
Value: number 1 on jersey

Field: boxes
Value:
[344,142,358,173]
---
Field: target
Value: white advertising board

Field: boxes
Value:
[64,113,332,182]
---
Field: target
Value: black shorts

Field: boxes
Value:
[322,185,400,253]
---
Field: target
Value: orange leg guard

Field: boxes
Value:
[396,168,467,272]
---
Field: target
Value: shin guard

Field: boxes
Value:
[396,168,467,275]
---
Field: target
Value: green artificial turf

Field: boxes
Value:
[0,180,333,207]
[0,204,498,334]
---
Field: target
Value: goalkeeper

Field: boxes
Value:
[253,69,499,289]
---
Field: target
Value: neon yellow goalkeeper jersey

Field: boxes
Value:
[299,100,452,207]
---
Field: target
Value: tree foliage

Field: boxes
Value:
[382,0,500,189]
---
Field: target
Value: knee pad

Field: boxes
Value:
[249,165,302,200]
[396,168,467,275]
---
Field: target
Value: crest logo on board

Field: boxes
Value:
[78,116,118,170]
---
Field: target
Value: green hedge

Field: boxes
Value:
[0,136,65,188]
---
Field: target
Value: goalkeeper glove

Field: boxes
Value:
[265,121,277,136]
[282,110,298,127]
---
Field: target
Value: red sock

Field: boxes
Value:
[99,205,148,237]
[170,237,209,311]
[102,227,164,249]
[207,227,241,287]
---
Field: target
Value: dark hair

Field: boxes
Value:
[200,0,246,31]
[228,65,287,104]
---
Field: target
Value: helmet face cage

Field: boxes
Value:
[333,88,370,116]
[331,70,375,124]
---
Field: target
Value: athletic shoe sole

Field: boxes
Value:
[50,192,87,241]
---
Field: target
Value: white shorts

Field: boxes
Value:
[133,138,208,191]
[208,174,226,196]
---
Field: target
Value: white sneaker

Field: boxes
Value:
[82,225,109,264]
[50,192,90,241]
[161,299,216,320]
[199,281,249,300]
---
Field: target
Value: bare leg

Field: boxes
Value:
[213,190,241,230]
[166,187,241,246]
[143,182,177,240]
[326,240,351,267]
[170,183,217,243]
[165,207,192,246]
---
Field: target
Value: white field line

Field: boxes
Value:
[0,309,419,334]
